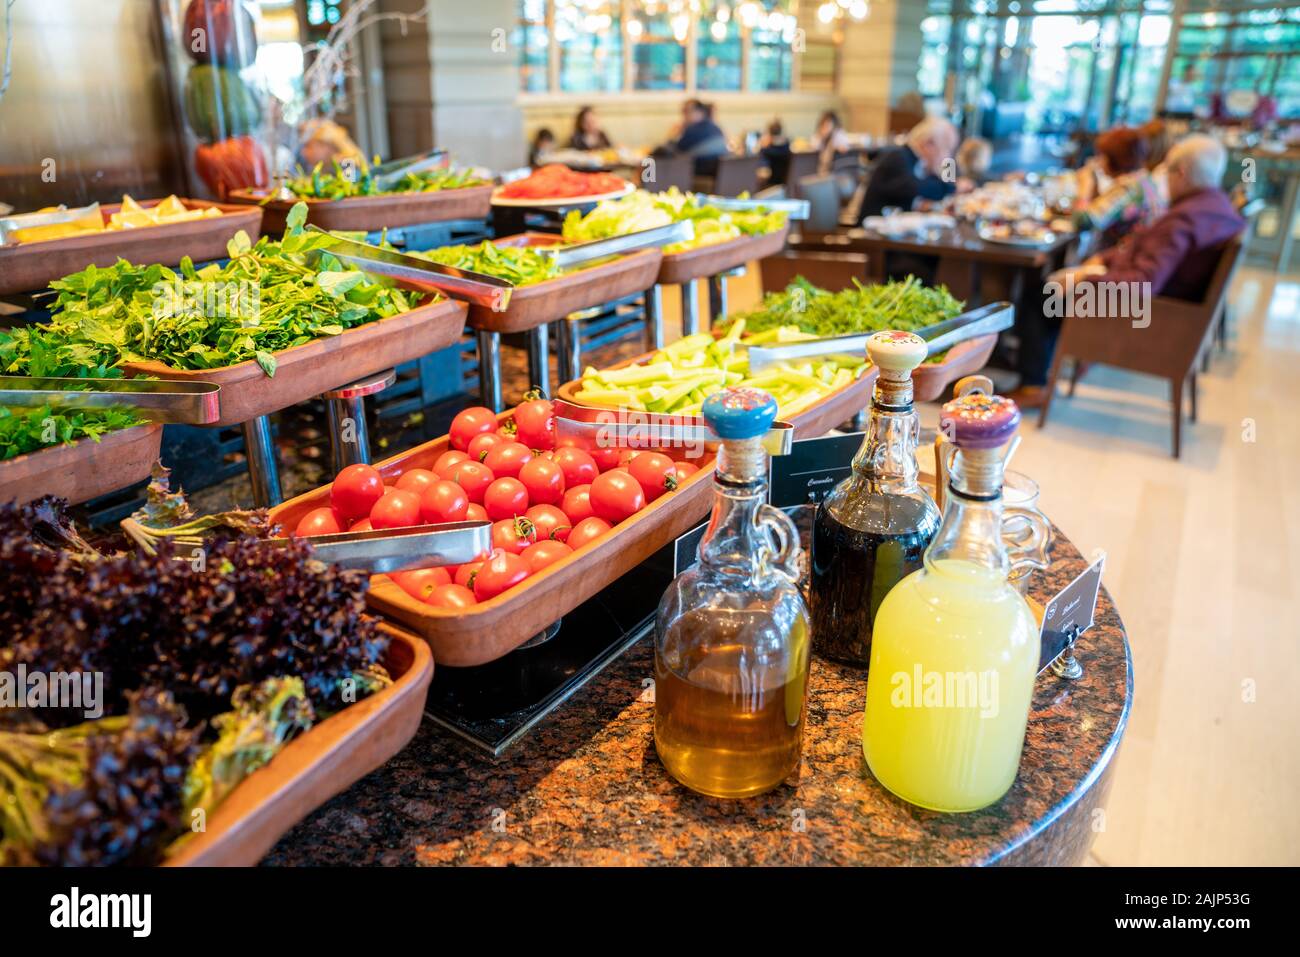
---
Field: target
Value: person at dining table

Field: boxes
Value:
[1008,134,1245,409]
[858,116,961,221]
[1071,125,1164,251]
[568,106,612,152]
[669,99,729,177]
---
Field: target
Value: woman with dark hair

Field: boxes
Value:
[569,106,612,152]
[1072,126,1164,249]
[812,109,850,174]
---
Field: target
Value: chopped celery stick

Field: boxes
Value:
[775,327,818,343]
[573,388,643,409]
[662,333,714,359]
[596,361,674,386]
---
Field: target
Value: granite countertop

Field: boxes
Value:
[266,518,1131,867]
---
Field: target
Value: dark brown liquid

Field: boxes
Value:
[810,496,939,667]
[654,609,808,798]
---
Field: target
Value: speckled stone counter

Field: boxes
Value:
[265,526,1131,866]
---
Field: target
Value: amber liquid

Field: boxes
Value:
[654,609,809,798]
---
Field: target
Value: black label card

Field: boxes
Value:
[1037,553,1105,673]
[673,521,708,576]
[768,432,862,509]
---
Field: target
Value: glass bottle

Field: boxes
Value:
[654,388,810,799]
[811,331,941,667]
[862,393,1050,813]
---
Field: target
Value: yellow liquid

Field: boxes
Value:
[862,559,1039,812]
[655,609,809,798]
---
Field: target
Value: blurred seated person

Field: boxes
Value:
[529,128,555,168]
[858,116,960,220]
[1010,135,1245,408]
[298,118,364,171]
[760,119,793,186]
[956,137,993,187]
[1139,119,1173,204]
[1072,126,1165,250]
[812,110,851,174]
[569,106,612,152]
[668,99,728,177]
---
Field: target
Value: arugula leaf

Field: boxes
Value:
[254,351,277,377]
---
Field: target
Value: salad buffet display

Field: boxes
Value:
[0,147,1099,869]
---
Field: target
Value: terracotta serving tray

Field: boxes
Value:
[0,423,162,506]
[166,624,433,867]
[121,297,468,428]
[912,334,998,401]
[463,232,663,334]
[227,184,494,236]
[269,411,717,667]
[657,223,791,285]
[0,199,263,296]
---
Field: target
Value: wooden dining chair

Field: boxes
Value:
[713,154,763,196]
[640,154,693,193]
[784,152,821,198]
[1037,234,1245,459]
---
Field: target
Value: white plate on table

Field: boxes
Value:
[490,181,635,208]
[977,223,1057,247]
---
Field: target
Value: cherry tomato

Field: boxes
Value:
[518,457,565,506]
[465,503,489,523]
[522,504,566,542]
[673,461,701,482]
[483,477,529,522]
[448,460,495,504]
[426,583,477,610]
[491,516,537,555]
[589,470,646,524]
[294,506,346,537]
[589,444,623,472]
[467,431,505,463]
[473,549,530,601]
[629,452,678,502]
[419,480,469,524]
[521,540,573,574]
[433,450,469,478]
[369,488,422,530]
[394,468,438,495]
[330,463,385,520]
[552,446,597,488]
[567,516,613,550]
[560,484,594,524]
[455,560,484,590]
[514,397,555,450]
[449,406,498,451]
[482,441,533,479]
[349,517,373,533]
[389,567,451,602]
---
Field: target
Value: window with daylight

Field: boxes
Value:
[556,1,624,92]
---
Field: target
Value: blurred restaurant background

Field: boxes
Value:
[1,0,1297,866]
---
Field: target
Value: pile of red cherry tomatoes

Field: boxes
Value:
[291,396,702,610]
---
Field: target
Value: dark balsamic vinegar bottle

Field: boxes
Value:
[810,331,941,667]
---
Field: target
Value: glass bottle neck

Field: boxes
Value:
[925,447,1009,578]
[852,403,922,495]
[699,437,768,580]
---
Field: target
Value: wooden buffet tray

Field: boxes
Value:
[464,232,663,334]
[269,411,716,667]
[0,423,162,507]
[656,223,791,285]
[227,184,494,236]
[0,199,263,296]
[911,334,999,401]
[166,624,433,867]
[121,297,467,427]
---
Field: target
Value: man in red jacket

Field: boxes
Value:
[1011,134,1245,408]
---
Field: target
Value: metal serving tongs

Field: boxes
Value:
[747,300,1015,373]
[695,194,811,220]
[0,376,222,424]
[370,148,450,192]
[268,520,491,574]
[304,225,513,311]
[551,397,794,458]
[543,220,696,270]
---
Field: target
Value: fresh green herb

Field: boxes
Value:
[283,158,488,200]
[413,240,565,286]
[0,203,423,379]
[0,405,145,460]
[562,187,786,252]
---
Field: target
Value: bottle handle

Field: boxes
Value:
[1002,505,1052,579]
[758,503,802,584]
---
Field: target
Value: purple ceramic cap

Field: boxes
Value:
[939,393,1020,449]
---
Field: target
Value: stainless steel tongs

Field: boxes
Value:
[543,220,695,269]
[552,398,793,458]
[269,520,491,574]
[370,148,451,191]
[0,376,222,424]
[304,226,513,310]
[746,301,1014,373]
[695,194,811,220]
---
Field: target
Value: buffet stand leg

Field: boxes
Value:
[241,416,283,508]
[528,324,550,396]
[556,317,581,385]
[645,284,665,351]
[477,329,503,411]
[322,369,396,473]
[681,278,702,335]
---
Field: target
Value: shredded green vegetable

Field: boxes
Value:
[284,159,488,199]
[412,241,565,286]
[562,188,785,253]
